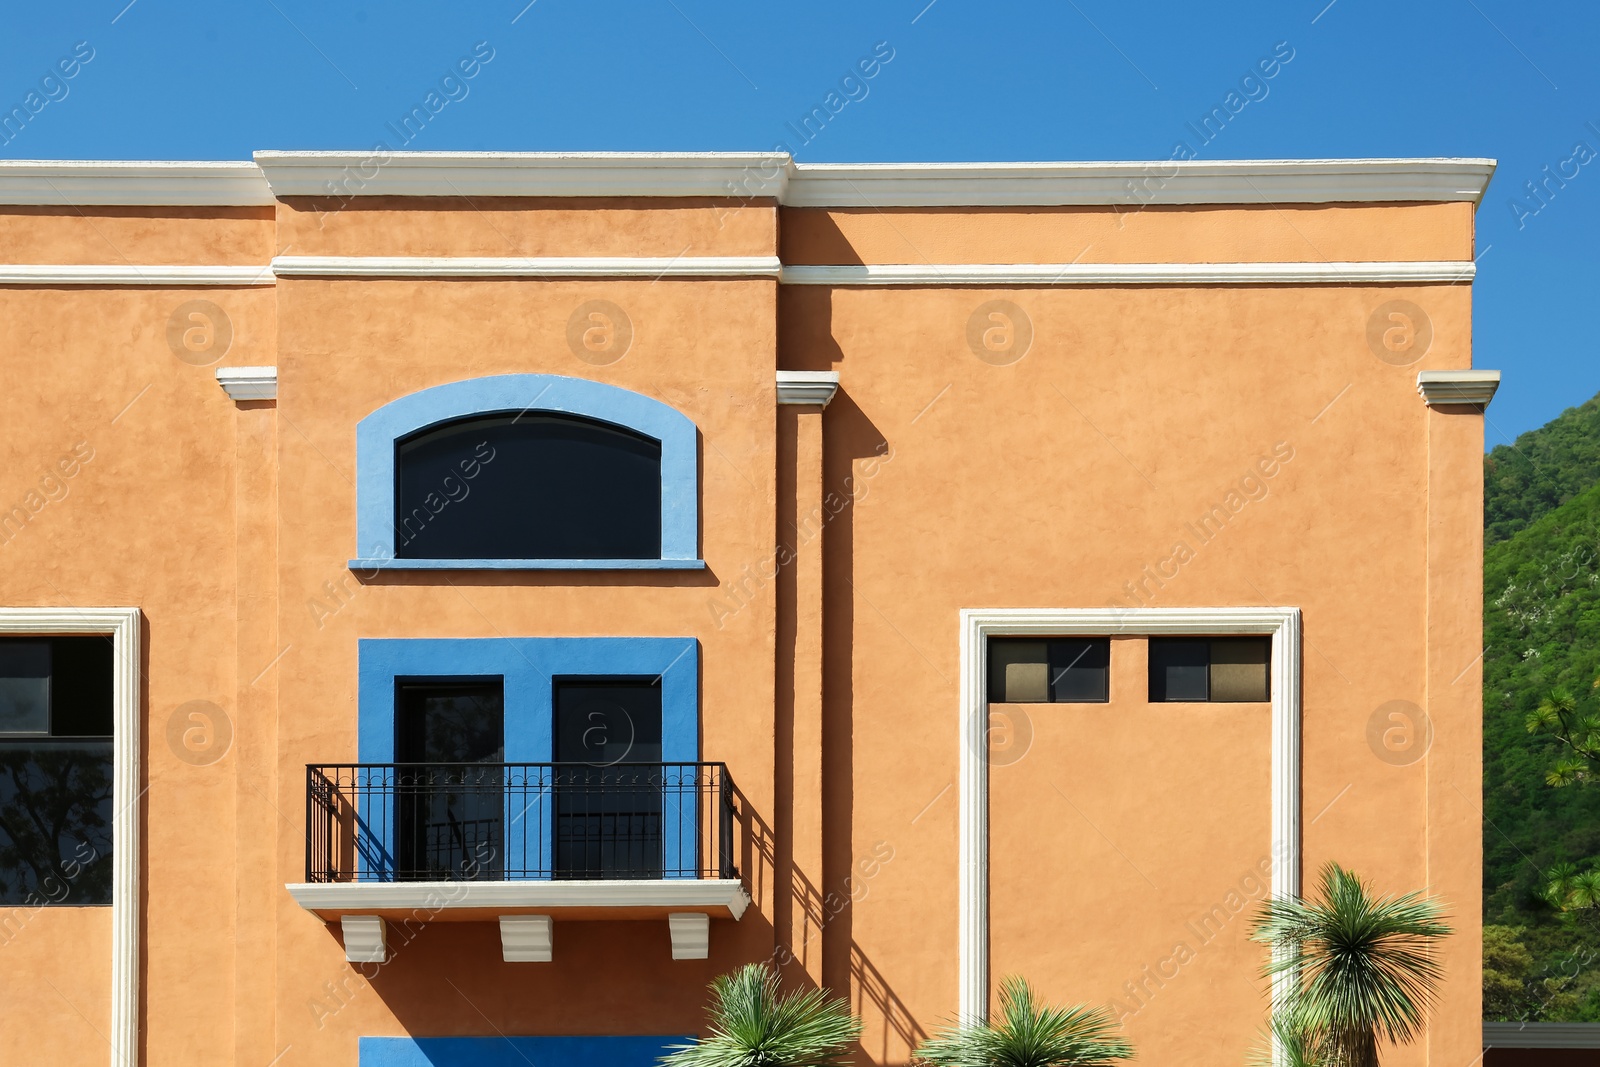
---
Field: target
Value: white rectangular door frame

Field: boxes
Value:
[958,606,1301,1026]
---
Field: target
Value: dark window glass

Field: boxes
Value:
[1149,639,1211,702]
[1149,637,1271,702]
[0,636,114,906]
[553,679,664,879]
[394,412,662,560]
[988,638,1110,703]
[395,680,504,880]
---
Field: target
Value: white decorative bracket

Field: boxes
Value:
[668,912,710,960]
[1417,369,1500,407]
[500,916,554,962]
[340,916,387,964]
[216,366,278,402]
[776,370,840,407]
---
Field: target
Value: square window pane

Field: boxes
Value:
[988,640,1049,703]
[1150,639,1209,702]
[0,642,50,734]
[1210,637,1271,702]
[1049,639,1109,702]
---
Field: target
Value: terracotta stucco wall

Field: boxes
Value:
[0,192,1483,1067]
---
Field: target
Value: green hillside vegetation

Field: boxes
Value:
[1482,391,1600,1021]
[1485,392,1600,546]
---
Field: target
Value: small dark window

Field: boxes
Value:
[395,412,662,560]
[1149,637,1271,702]
[0,636,114,906]
[988,638,1110,703]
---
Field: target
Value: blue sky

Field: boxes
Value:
[3,0,1595,446]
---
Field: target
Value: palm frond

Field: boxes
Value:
[1251,863,1451,1066]
[659,963,861,1067]
[1249,1010,1326,1067]
[915,975,1133,1067]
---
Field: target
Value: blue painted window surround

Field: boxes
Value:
[351,373,702,571]
[357,637,699,880]
[360,1036,693,1067]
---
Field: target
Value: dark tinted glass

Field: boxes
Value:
[396,682,504,764]
[1049,639,1110,702]
[1149,639,1211,702]
[554,680,664,879]
[0,741,114,905]
[0,642,49,733]
[395,681,504,880]
[0,636,115,905]
[987,638,1110,703]
[395,413,662,560]
[51,637,115,737]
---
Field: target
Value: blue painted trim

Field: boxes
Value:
[358,637,699,880]
[360,1035,693,1067]
[348,557,706,572]
[355,373,699,565]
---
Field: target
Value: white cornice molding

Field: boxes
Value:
[0,160,272,206]
[216,366,277,401]
[0,608,140,1067]
[270,255,781,279]
[286,878,751,919]
[0,257,1479,289]
[786,158,1496,206]
[1417,369,1501,407]
[254,150,788,199]
[0,156,1496,207]
[1484,1023,1600,1048]
[781,261,1476,287]
[958,607,1301,1028]
[776,370,840,406]
[0,264,274,286]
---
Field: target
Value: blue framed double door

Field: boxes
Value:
[395,676,666,880]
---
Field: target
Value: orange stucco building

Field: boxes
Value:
[0,153,1498,1067]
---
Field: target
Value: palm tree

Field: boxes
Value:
[659,962,862,1067]
[1251,863,1452,1067]
[1248,1012,1326,1067]
[915,975,1133,1067]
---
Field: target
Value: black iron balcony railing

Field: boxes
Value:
[305,762,736,883]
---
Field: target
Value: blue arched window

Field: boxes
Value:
[352,375,701,570]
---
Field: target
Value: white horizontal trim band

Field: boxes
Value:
[254,150,789,199]
[785,158,1496,206]
[0,259,1478,287]
[0,264,274,286]
[286,879,751,919]
[0,160,274,205]
[270,255,782,279]
[0,155,1495,206]
[780,261,1477,286]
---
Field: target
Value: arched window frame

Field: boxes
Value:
[351,374,701,570]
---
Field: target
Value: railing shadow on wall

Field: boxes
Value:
[732,784,927,1064]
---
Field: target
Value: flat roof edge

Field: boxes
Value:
[0,154,1497,207]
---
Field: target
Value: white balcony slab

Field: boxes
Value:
[287,878,749,922]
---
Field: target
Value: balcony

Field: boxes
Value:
[284,762,748,963]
